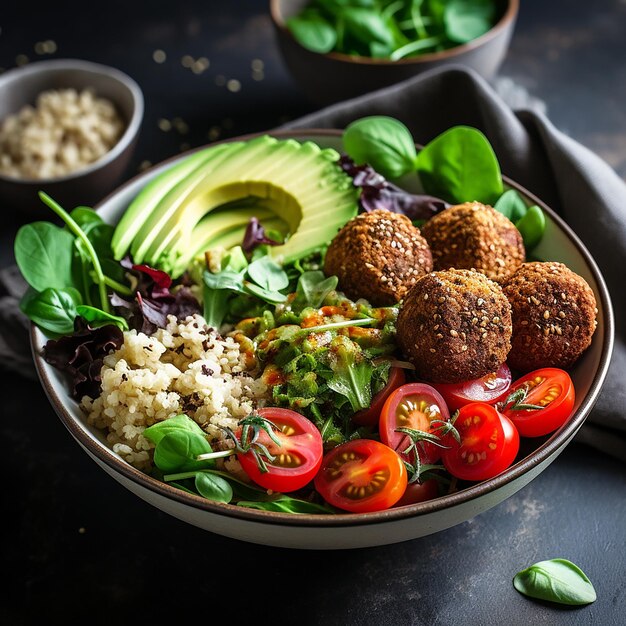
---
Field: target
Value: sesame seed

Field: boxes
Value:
[461,345,468,352]
[450,329,458,337]
[477,298,485,306]
[423,294,429,300]
[521,320,529,325]
[430,348,436,353]
[559,311,566,319]
[531,296,540,305]
[436,333,443,339]
[438,297,446,304]
[543,310,550,319]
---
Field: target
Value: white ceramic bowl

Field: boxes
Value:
[30,130,614,550]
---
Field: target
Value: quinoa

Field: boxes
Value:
[80,314,267,471]
[0,88,124,179]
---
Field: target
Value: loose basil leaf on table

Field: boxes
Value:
[513,558,597,606]
[343,116,418,180]
[415,125,503,205]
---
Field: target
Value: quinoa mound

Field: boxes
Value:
[324,209,433,306]
[502,262,597,372]
[397,269,512,384]
[421,201,525,283]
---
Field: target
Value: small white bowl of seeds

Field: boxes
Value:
[0,59,143,221]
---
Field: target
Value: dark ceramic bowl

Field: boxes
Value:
[0,59,144,222]
[270,0,519,105]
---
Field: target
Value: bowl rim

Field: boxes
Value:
[269,0,519,66]
[0,58,144,186]
[31,128,615,528]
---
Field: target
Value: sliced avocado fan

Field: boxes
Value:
[111,135,358,277]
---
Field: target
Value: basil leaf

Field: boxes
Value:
[513,558,597,606]
[494,189,528,222]
[444,0,495,44]
[194,472,233,503]
[14,221,76,292]
[76,305,129,331]
[143,414,207,446]
[415,125,503,205]
[287,12,337,54]
[152,430,214,473]
[20,287,82,335]
[515,205,546,250]
[343,116,417,180]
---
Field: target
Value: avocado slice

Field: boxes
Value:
[112,135,358,276]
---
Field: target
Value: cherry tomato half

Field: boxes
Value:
[380,383,450,466]
[498,368,575,437]
[314,439,407,513]
[237,408,323,493]
[431,362,512,412]
[352,367,406,427]
[394,478,439,508]
[441,402,519,482]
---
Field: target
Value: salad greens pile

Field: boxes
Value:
[342,116,546,249]
[287,0,499,59]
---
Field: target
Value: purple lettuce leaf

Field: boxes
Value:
[112,260,201,334]
[242,217,281,253]
[42,317,124,400]
[338,155,449,221]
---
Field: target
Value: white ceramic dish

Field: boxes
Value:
[30,130,614,550]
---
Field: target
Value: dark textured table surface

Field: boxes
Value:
[1,2,625,625]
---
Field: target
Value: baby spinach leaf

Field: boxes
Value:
[343,116,418,180]
[75,305,129,331]
[513,558,597,606]
[194,472,233,503]
[244,282,288,304]
[247,255,289,292]
[143,414,207,446]
[152,430,215,474]
[20,287,82,336]
[292,271,339,311]
[515,205,546,250]
[342,7,395,47]
[415,125,503,205]
[68,206,103,230]
[237,495,336,514]
[494,189,528,222]
[444,0,495,44]
[14,222,75,292]
[287,12,337,54]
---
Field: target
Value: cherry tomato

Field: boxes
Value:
[498,368,575,437]
[380,383,450,466]
[352,367,406,427]
[394,478,439,507]
[237,408,323,492]
[441,402,520,482]
[431,362,512,412]
[314,439,407,513]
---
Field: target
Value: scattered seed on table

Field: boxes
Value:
[252,69,264,81]
[153,49,167,63]
[158,118,172,132]
[181,54,194,68]
[251,58,264,71]
[226,79,241,92]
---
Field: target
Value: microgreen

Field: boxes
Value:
[499,386,545,412]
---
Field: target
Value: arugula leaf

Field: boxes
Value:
[513,558,597,606]
[237,494,336,514]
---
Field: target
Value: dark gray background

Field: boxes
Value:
[1,1,625,624]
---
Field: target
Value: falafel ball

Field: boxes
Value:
[397,269,512,384]
[421,201,525,283]
[324,209,433,306]
[502,262,597,372]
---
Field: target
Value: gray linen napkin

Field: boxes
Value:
[2,66,623,457]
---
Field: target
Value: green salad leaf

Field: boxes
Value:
[194,472,233,503]
[513,558,597,606]
[19,287,82,336]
